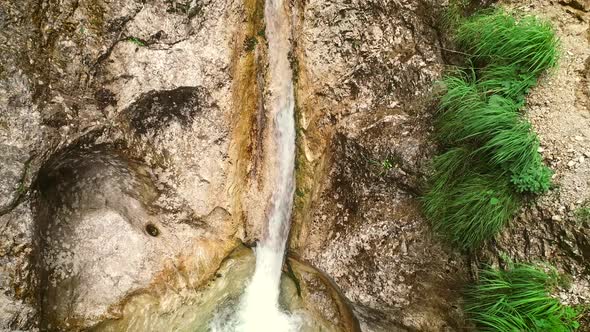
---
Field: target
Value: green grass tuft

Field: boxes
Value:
[438,79,520,145]
[456,9,559,77]
[478,64,538,103]
[423,7,558,251]
[479,122,543,182]
[423,148,520,250]
[424,169,518,250]
[436,73,552,196]
[465,264,580,331]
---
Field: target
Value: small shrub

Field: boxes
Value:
[510,159,553,194]
[465,264,580,331]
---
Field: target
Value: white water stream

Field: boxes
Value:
[213,0,298,331]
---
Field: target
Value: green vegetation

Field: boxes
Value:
[295,188,305,198]
[434,8,579,332]
[575,203,590,225]
[423,153,519,250]
[465,264,580,331]
[477,64,537,103]
[368,157,395,176]
[456,11,559,77]
[127,37,145,47]
[380,159,394,171]
[423,8,559,250]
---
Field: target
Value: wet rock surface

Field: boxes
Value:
[285,257,361,332]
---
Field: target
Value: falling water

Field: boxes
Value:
[213,0,298,331]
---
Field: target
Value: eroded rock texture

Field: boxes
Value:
[2,0,589,331]
[1,0,248,329]
[288,1,470,331]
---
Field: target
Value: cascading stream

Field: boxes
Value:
[213,0,298,330]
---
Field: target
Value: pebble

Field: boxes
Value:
[580,156,585,163]
[552,215,562,221]
[400,240,408,255]
[568,160,576,167]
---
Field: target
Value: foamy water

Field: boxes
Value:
[210,0,297,330]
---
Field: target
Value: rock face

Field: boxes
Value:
[289,1,470,330]
[1,0,251,329]
[2,0,590,331]
[35,148,233,330]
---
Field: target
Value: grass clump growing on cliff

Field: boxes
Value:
[456,9,559,77]
[438,77,521,145]
[465,264,580,331]
[423,148,519,250]
[423,7,558,251]
[477,64,538,102]
[436,74,551,195]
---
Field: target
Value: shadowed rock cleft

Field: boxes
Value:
[123,86,210,135]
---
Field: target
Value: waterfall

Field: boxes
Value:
[212,0,298,331]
